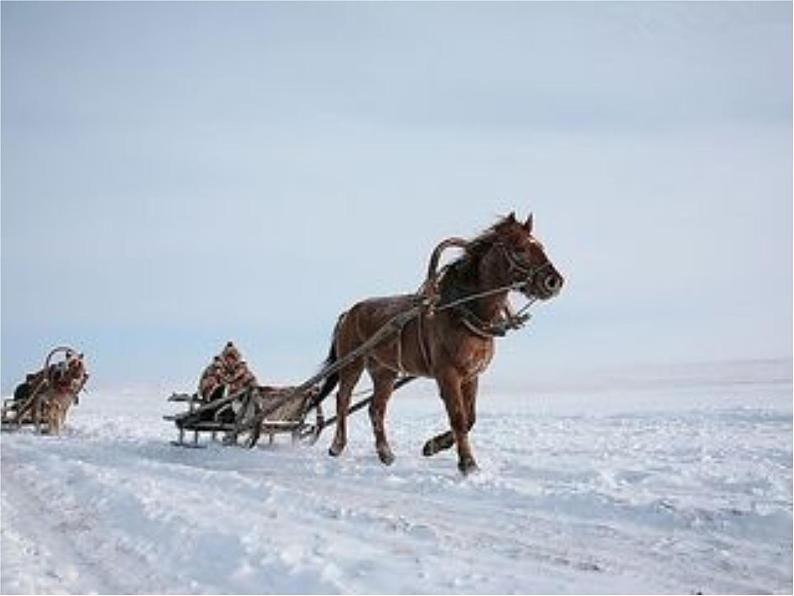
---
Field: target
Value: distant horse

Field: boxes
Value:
[9,349,88,434]
[314,212,564,474]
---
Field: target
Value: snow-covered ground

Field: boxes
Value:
[2,359,791,594]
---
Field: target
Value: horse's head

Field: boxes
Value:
[480,212,564,301]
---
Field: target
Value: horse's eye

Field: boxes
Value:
[516,252,532,267]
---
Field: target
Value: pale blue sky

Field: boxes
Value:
[2,2,791,392]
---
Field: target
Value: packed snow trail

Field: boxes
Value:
[2,361,791,594]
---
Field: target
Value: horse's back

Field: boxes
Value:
[345,294,417,334]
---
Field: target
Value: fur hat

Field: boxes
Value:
[221,341,241,361]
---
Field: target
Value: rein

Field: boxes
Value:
[434,281,525,313]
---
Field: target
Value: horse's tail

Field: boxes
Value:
[312,313,345,406]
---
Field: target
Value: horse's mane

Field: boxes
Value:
[440,215,513,289]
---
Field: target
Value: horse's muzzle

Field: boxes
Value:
[543,274,563,294]
[528,272,563,300]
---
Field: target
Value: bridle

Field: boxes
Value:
[495,241,554,292]
[427,241,556,338]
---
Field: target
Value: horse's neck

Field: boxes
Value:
[441,257,508,323]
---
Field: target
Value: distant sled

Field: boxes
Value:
[2,346,89,435]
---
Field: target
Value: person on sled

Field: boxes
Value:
[195,342,260,441]
[197,341,258,403]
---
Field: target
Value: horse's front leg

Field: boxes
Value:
[423,377,478,457]
[436,371,478,475]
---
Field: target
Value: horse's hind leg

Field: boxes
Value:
[367,362,398,465]
[328,359,365,457]
[422,430,454,456]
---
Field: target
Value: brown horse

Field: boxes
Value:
[314,212,563,474]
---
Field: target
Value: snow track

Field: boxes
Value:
[2,363,791,594]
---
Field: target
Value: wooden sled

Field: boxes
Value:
[2,346,87,434]
[165,384,324,448]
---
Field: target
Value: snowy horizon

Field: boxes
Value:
[24,355,789,400]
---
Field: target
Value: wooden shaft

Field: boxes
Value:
[320,376,416,430]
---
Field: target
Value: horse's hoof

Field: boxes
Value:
[422,440,436,457]
[328,443,344,457]
[458,458,479,476]
[377,448,395,466]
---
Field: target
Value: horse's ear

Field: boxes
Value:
[506,211,517,224]
[524,212,533,232]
